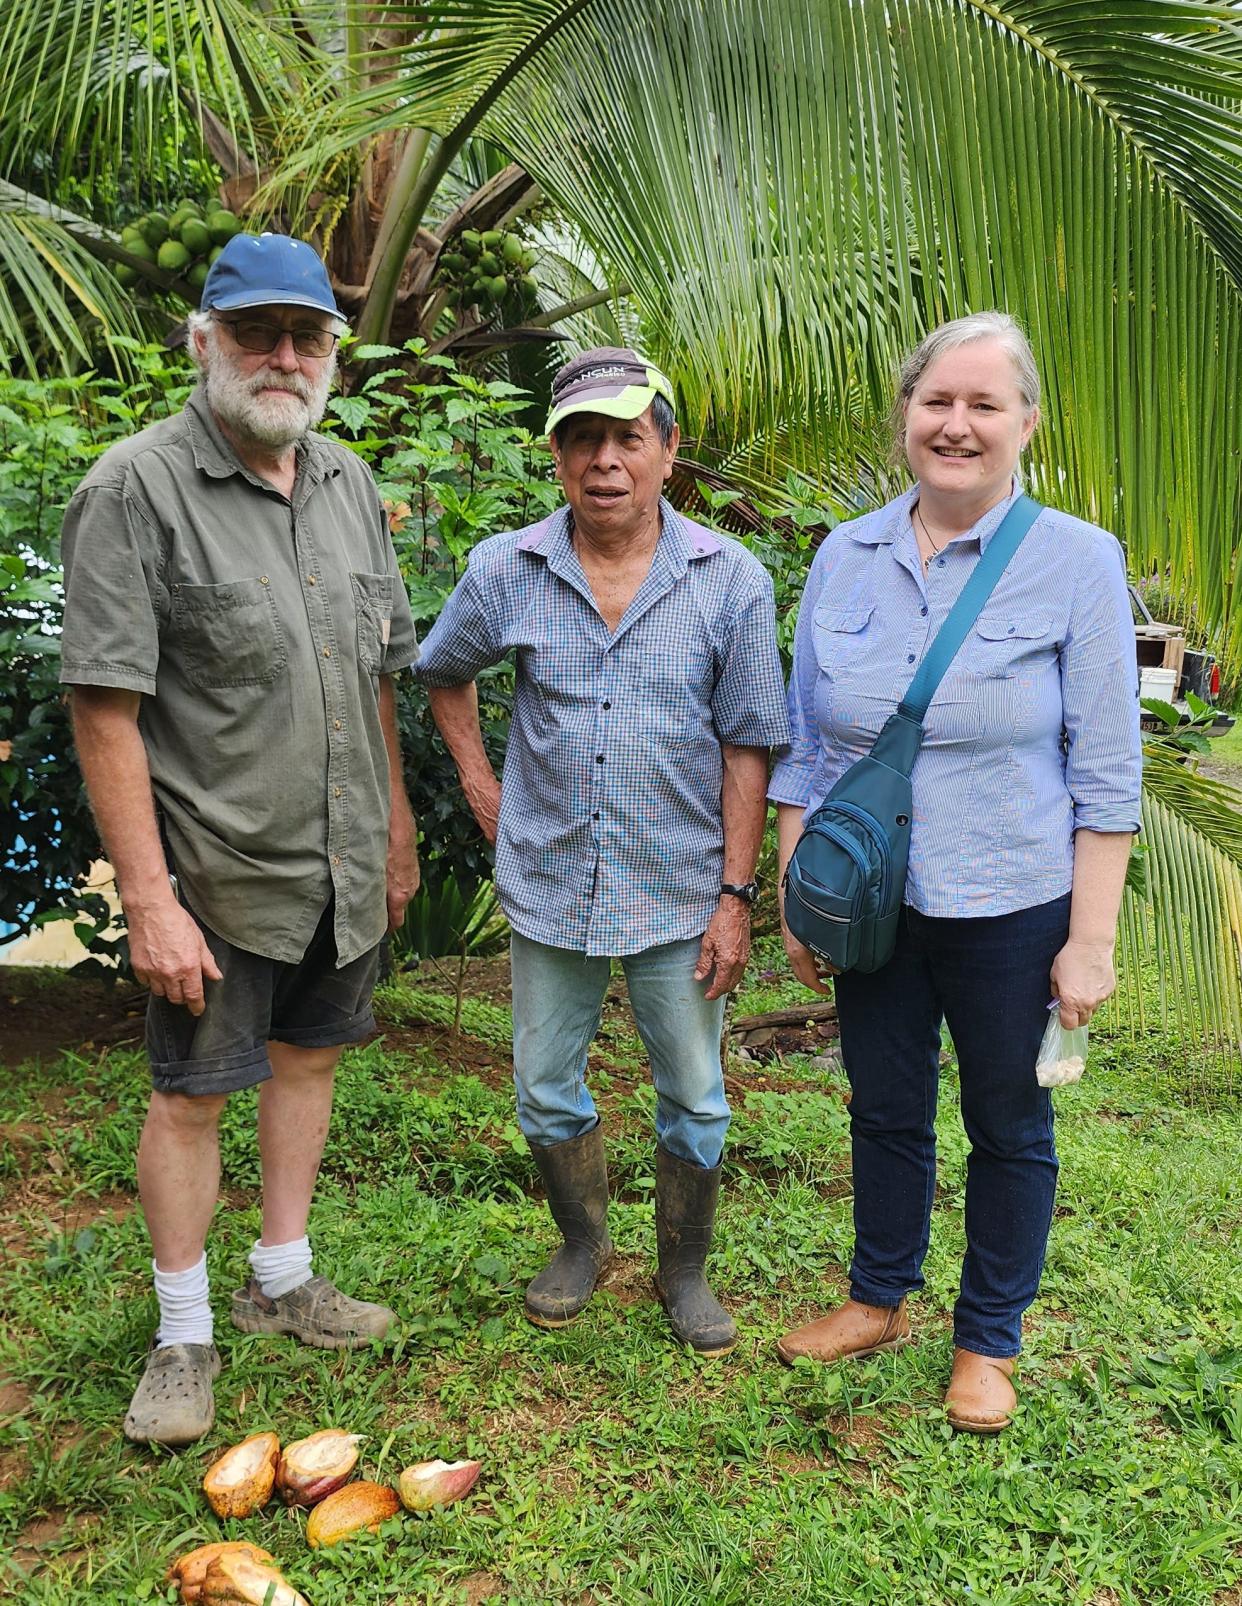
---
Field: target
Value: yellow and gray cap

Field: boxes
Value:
[545,346,675,434]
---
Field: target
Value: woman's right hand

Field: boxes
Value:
[782,921,837,995]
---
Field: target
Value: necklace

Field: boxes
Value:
[914,503,948,569]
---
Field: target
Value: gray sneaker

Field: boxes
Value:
[123,1340,221,1447]
[230,1275,393,1350]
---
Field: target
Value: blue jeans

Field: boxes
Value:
[833,894,1071,1358]
[510,932,731,1169]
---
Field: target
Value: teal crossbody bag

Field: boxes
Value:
[782,494,1043,975]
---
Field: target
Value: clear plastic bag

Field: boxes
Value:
[1035,1001,1088,1088]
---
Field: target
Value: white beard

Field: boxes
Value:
[202,338,335,450]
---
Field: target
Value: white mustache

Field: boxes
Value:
[246,373,312,403]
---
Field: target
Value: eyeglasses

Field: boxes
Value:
[212,316,339,358]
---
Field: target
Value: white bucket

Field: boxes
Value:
[1139,666,1178,702]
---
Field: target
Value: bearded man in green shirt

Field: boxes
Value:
[59,234,421,1446]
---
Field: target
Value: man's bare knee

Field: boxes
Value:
[267,1042,343,1079]
[145,1088,229,1135]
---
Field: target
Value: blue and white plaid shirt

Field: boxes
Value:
[769,480,1142,918]
[418,499,790,955]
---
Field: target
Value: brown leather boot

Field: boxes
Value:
[776,1297,911,1365]
[944,1348,1017,1434]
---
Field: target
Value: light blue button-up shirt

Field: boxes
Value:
[768,481,1142,918]
[418,500,790,955]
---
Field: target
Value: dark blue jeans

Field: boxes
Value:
[832,893,1071,1359]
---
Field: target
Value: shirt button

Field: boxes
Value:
[920,606,928,617]
[907,654,916,664]
[596,754,605,764]
[322,646,331,658]
[334,787,342,798]
[1007,625,1016,635]
[332,855,341,866]
[592,811,600,821]
[937,557,946,567]
[307,575,317,585]
[333,720,342,731]
[602,700,612,710]
[259,575,269,585]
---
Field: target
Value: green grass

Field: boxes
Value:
[1,964,1240,1604]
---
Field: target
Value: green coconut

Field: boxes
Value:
[141,213,169,249]
[208,210,241,245]
[157,239,192,274]
[480,229,503,251]
[477,250,500,276]
[188,261,211,290]
[123,236,155,263]
[459,230,482,259]
[179,218,212,257]
[113,263,139,288]
[501,233,524,266]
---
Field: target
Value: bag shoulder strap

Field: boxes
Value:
[899,493,1043,722]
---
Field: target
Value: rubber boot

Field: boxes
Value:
[524,1121,614,1328]
[653,1145,737,1357]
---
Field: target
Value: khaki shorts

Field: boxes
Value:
[146,899,382,1097]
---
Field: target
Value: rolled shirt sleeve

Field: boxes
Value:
[768,546,829,807]
[1061,532,1143,833]
[711,568,791,747]
[60,480,167,694]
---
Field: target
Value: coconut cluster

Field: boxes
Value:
[115,198,243,296]
[437,227,538,320]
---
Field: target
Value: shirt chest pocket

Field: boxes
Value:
[173,578,287,688]
[812,605,875,678]
[351,572,393,675]
[970,612,1056,678]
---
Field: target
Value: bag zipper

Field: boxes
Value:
[828,800,894,911]
[785,878,851,924]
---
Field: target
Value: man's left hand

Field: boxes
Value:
[386,833,422,932]
[695,899,751,1001]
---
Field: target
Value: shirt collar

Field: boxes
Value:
[184,384,335,488]
[848,476,1023,552]
[514,497,723,569]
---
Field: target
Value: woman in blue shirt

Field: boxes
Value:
[770,312,1142,1432]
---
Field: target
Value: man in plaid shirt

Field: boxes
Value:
[417,347,788,1356]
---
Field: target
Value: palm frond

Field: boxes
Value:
[464,0,1242,658]
[0,1,304,183]
[1113,788,1242,1064]
[0,203,148,371]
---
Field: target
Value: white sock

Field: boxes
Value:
[249,1236,313,1299]
[153,1254,213,1348]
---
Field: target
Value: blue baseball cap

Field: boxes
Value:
[200,232,342,318]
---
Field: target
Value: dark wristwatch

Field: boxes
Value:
[720,880,759,905]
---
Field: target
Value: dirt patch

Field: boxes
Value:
[598,1254,657,1307]
[458,1574,504,1606]
[0,968,143,1070]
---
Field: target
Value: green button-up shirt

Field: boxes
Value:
[59,386,419,965]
